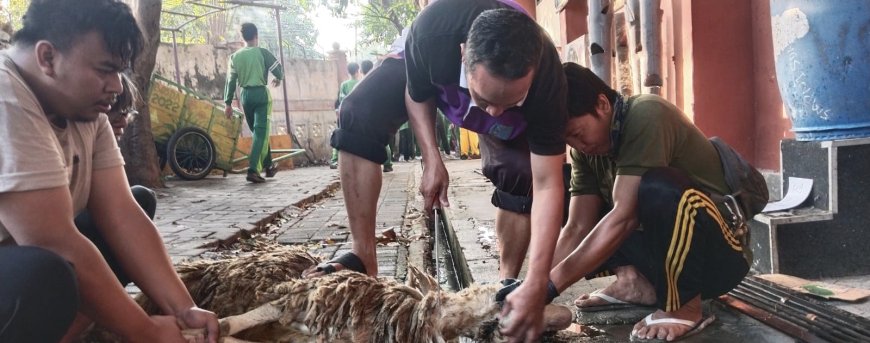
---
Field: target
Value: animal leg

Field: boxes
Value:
[221,338,260,343]
[181,304,282,342]
[221,303,284,336]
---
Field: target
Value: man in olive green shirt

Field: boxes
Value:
[548,63,749,342]
[224,23,284,183]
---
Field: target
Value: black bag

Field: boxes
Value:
[709,137,770,222]
[709,137,768,265]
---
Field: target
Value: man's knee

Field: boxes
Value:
[637,167,694,225]
[0,247,78,342]
[639,167,693,199]
[131,185,157,219]
[330,129,389,164]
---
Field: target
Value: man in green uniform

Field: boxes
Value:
[331,62,361,169]
[224,22,284,183]
[547,63,752,342]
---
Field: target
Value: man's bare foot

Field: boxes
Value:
[574,265,656,308]
[630,296,709,341]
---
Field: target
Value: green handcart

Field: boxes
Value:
[147,74,306,180]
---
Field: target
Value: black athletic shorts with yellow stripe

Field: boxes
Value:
[587,167,749,312]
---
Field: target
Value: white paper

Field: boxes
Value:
[762,177,813,213]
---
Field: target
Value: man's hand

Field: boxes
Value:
[224,104,233,119]
[420,158,450,212]
[176,307,220,343]
[126,315,190,343]
[499,280,548,343]
[271,78,281,87]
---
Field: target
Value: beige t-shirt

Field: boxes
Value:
[0,53,124,244]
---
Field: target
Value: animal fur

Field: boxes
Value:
[85,242,570,342]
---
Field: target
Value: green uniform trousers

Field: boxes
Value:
[241,86,273,174]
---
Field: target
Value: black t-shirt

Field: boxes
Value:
[404,0,567,156]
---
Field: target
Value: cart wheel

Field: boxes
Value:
[166,127,216,180]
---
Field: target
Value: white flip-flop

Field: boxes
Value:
[629,313,716,342]
[576,289,653,312]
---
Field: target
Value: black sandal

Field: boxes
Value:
[313,252,368,275]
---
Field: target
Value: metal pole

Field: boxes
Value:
[274,8,292,138]
[587,0,614,85]
[625,0,642,93]
[171,31,181,84]
[640,0,663,95]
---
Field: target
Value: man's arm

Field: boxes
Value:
[524,152,564,286]
[499,152,564,342]
[264,48,284,84]
[224,58,238,117]
[405,87,449,210]
[552,194,603,267]
[86,165,219,340]
[0,187,186,342]
[549,174,642,292]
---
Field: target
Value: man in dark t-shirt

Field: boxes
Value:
[306,1,567,340]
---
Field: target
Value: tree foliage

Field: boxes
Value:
[254,0,321,59]
[159,0,319,58]
[354,0,417,53]
[160,0,227,44]
[316,0,419,55]
[0,0,26,30]
[0,4,14,48]
[298,0,350,17]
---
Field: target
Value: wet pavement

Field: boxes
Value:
[153,158,867,342]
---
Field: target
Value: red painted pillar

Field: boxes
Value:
[690,0,756,163]
[751,1,792,171]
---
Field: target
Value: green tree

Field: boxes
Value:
[314,0,420,54]
[159,0,319,59]
[354,0,417,53]
[0,4,14,48]
[1,0,27,30]
[160,0,221,44]
[237,1,321,59]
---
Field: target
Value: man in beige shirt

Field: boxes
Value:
[0,0,217,342]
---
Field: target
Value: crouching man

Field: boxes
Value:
[548,63,757,342]
[0,0,218,342]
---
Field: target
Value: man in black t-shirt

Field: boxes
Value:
[307,2,567,340]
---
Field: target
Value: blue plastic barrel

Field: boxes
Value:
[770,0,870,141]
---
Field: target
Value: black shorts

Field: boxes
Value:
[74,186,157,286]
[331,58,409,164]
[479,134,535,213]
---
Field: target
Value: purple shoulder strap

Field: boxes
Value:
[496,0,531,17]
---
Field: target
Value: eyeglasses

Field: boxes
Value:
[118,110,138,118]
[108,109,138,123]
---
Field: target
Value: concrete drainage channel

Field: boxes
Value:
[431,207,474,292]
